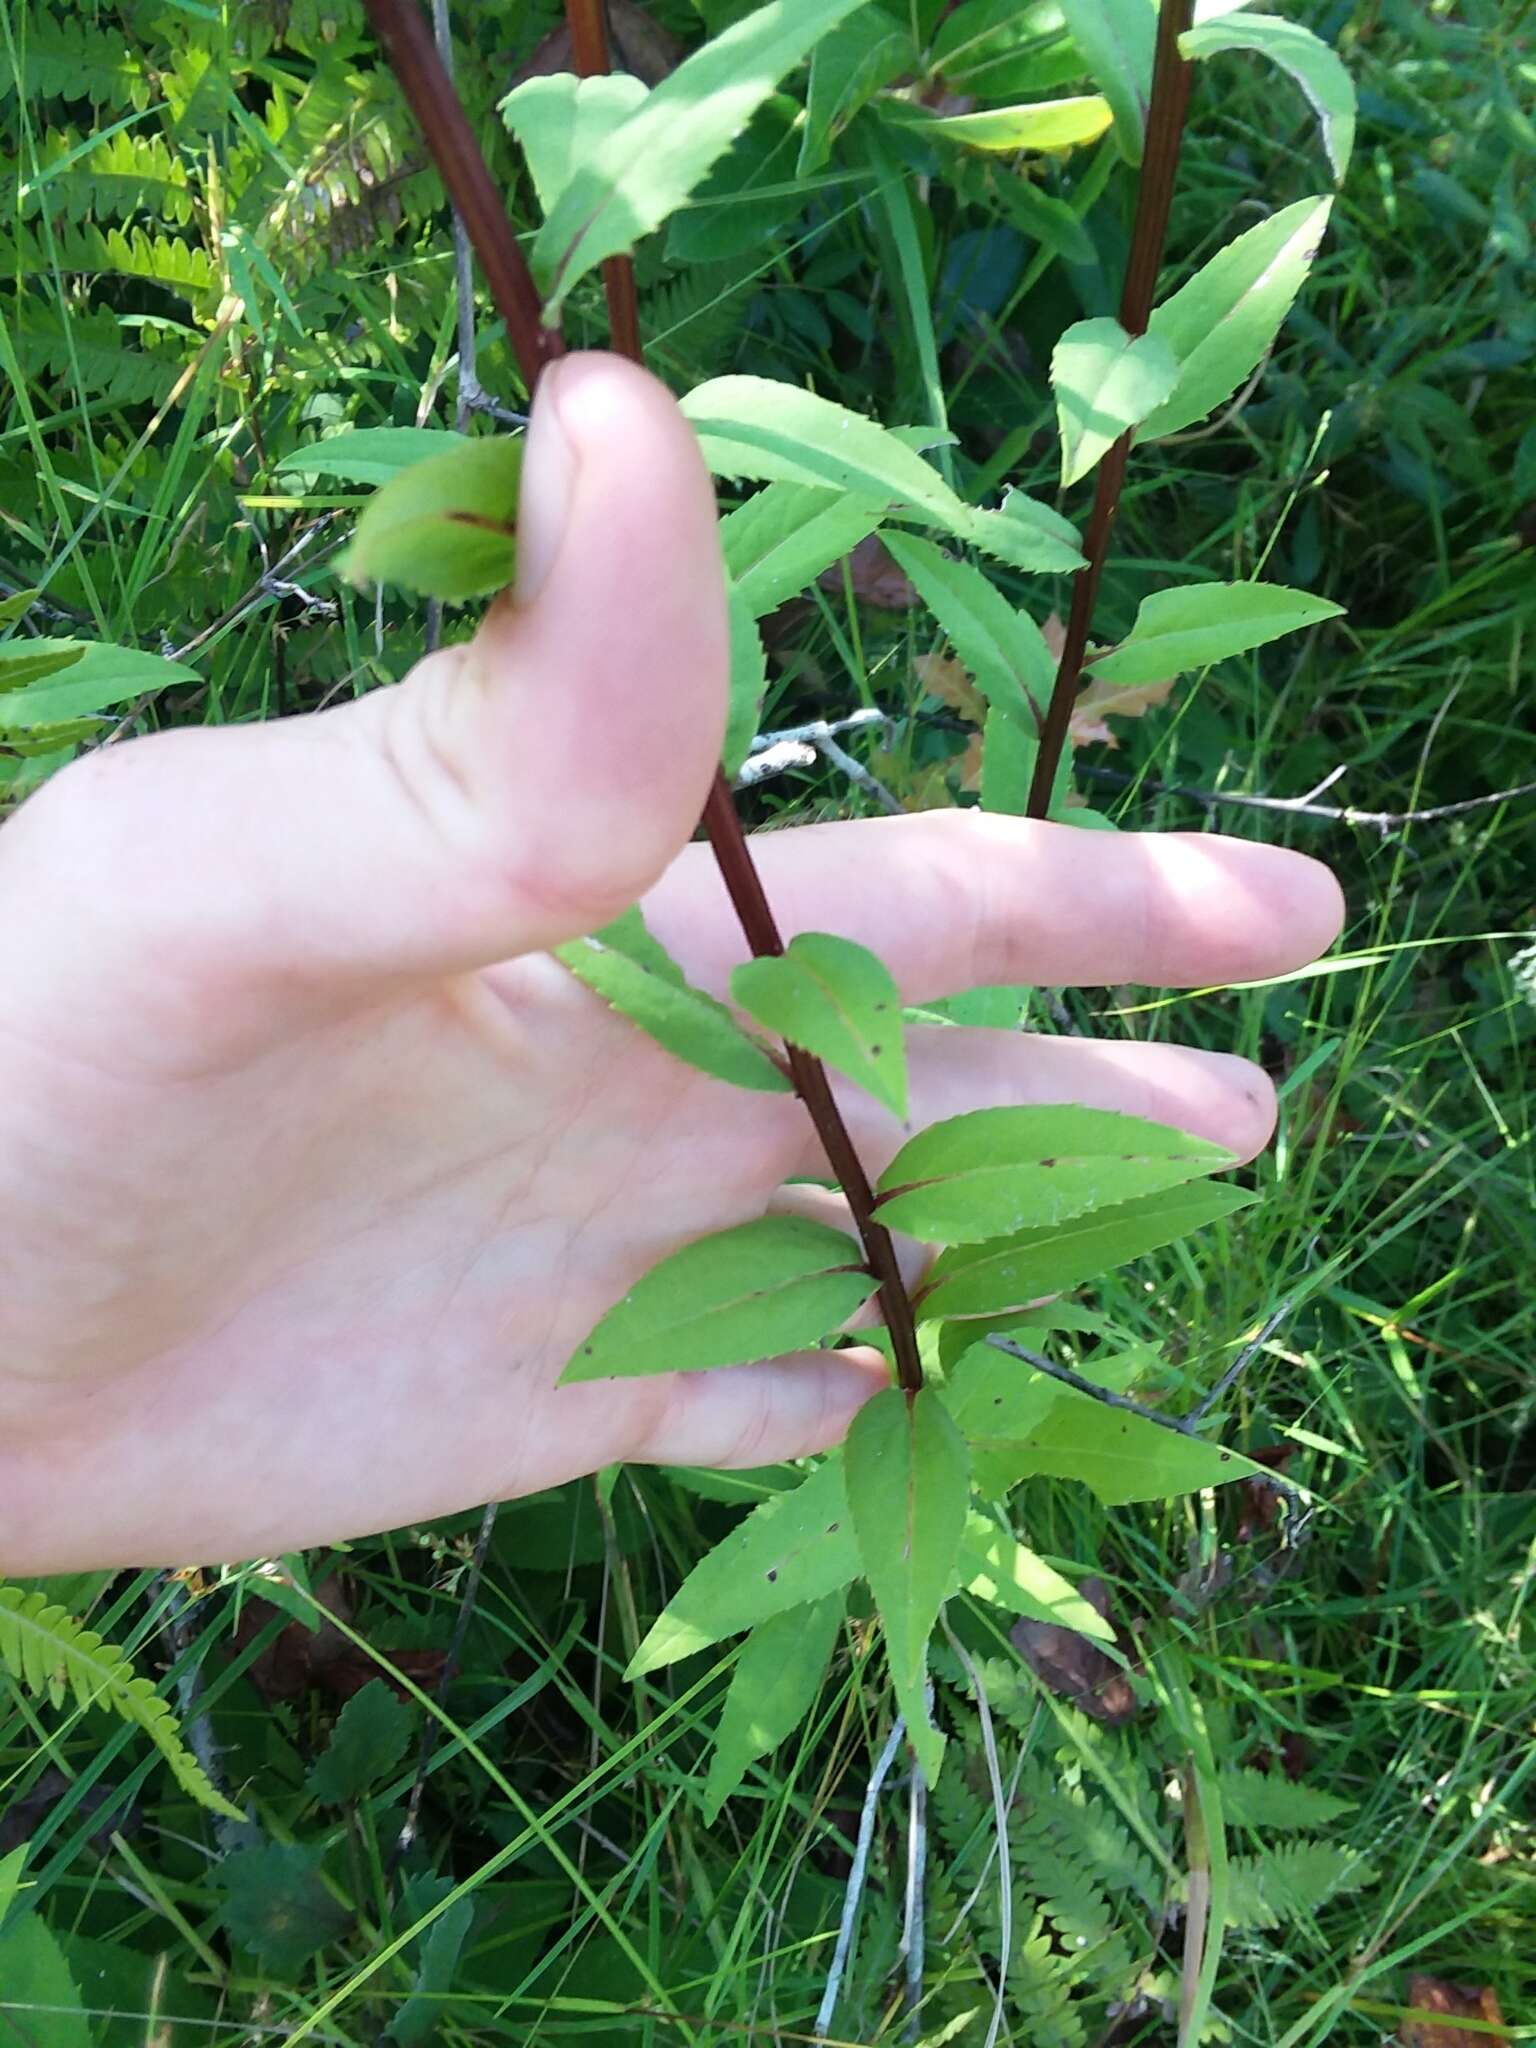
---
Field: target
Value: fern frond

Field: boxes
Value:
[0,1585,243,1820]
[15,304,183,406]
[24,128,194,227]
[1219,1841,1375,1930]
[0,11,149,107]
[1219,1767,1354,1832]
[646,258,763,382]
[0,224,216,298]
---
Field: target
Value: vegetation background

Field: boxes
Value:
[0,0,1532,2039]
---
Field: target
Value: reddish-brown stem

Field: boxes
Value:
[360,0,924,1394]
[1026,0,1195,819]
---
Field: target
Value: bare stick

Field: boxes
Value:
[984,1334,1200,1436]
[1189,1298,1294,1424]
[1026,0,1195,818]
[1077,762,1536,831]
[945,1624,1013,2048]
[816,1715,906,2037]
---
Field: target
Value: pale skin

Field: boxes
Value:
[0,355,1344,1574]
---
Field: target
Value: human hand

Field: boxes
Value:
[0,355,1343,1573]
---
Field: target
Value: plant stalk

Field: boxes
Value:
[360,0,924,1395]
[1026,0,1195,818]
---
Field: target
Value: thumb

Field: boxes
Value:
[3,354,727,1039]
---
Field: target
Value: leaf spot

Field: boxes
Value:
[765,1568,778,1582]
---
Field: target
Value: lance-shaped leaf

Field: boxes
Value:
[889,95,1114,153]
[846,1386,971,1692]
[721,482,883,618]
[722,585,769,778]
[1181,14,1354,180]
[1088,582,1344,688]
[731,932,907,1117]
[882,532,1054,731]
[0,588,40,627]
[0,638,85,692]
[681,376,1084,574]
[919,1182,1261,1321]
[501,71,649,214]
[338,437,522,602]
[799,9,911,175]
[276,426,468,488]
[1052,316,1179,486]
[701,1592,843,1823]
[0,642,200,730]
[561,1215,874,1386]
[960,1514,1115,1640]
[946,1340,1148,1496]
[534,0,868,309]
[556,905,791,1095]
[1066,0,1156,162]
[997,1386,1270,1505]
[1137,197,1334,441]
[874,1105,1232,1246]
[627,1458,858,1675]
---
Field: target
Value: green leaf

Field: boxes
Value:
[1051,316,1179,485]
[720,482,881,618]
[392,1889,474,2047]
[701,1592,843,1823]
[275,426,470,488]
[0,1842,26,1923]
[556,906,791,1094]
[799,11,911,174]
[0,1915,91,2048]
[1219,1768,1353,1833]
[217,1844,348,1977]
[919,1182,1260,1321]
[1137,196,1334,441]
[731,931,908,1117]
[561,1215,874,1386]
[722,583,768,778]
[0,588,40,627]
[874,1105,1232,1245]
[1087,581,1344,687]
[534,0,868,309]
[1064,0,1156,162]
[940,1339,1059,1443]
[681,375,1084,574]
[0,638,85,692]
[882,532,1054,731]
[337,436,522,603]
[990,174,1096,265]
[627,1458,859,1675]
[1000,1386,1269,1505]
[960,1514,1115,1640]
[1181,14,1354,181]
[501,71,649,214]
[846,1387,970,1689]
[306,1679,413,1805]
[889,94,1113,153]
[0,642,199,729]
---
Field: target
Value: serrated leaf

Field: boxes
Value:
[999,1385,1268,1505]
[556,905,790,1094]
[0,638,85,692]
[882,533,1054,731]
[732,932,907,1117]
[919,1182,1260,1320]
[722,583,768,778]
[1051,316,1179,485]
[1220,1842,1374,1930]
[1088,581,1344,686]
[701,1592,842,1823]
[627,1458,859,1675]
[306,1679,413,1805]
[0,1915,90,2048]
[874,1105,1232,1245]
[1137,196,1334,440]
[846,1386,970,1689]
[275,426,470,488]
[0,642,199,729]
[1065,0,1156,161]
[561,1215,875,1385]
[337,436,522,603]
[1181,14,1354,180]
[681,376,1084,574]
[890,95,1114,153]
[217,1844,347,1976]
[1219,1767,1353,1832]
[501,71,649,214]
[960,1514,1115,1641]
[720,482,882,618]
[535,0,868,309]
[799,11,911,175]
[391,1893,474,2047]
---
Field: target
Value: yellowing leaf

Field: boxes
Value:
[899,94,1114,154]
[1068,668,1178,747]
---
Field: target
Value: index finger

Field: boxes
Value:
[645,811,1344,1001]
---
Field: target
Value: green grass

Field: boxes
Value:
[2,0,1534,2039]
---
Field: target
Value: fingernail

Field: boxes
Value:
[514,357,578,607]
